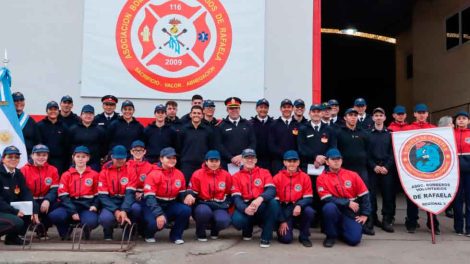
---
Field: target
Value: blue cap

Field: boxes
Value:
[111,145,127,159]
[32,144,49,153]
[325,148,342,159]
[205,150,221,160]
[73,146,90,155]
[309,104,322,111]
[414,103,428,112]
[328,99,339,106]
[393,105,406,114]
[256,98,270,107]
[280,99,293,107]
[454,111,469,119]
[321,102,332,110]
[61,95,73,103]
[203,100,215,108]
[160,147,177,158]
[12,92,25,101]
[154,104,166,113]
[294,99,305,107]
[354,98,367,106]
[131,140,145,149]
[344,108,359,115]
[121,100,134,109]
[81,104,95,114]
[2,146,21,156]
[46,101,59,110]
[241,148,256,158]
[283,150,299,160]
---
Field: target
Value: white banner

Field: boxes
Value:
[392,127,459,214]
[81,0,265,101]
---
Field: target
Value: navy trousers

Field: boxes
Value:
[48,207,99,238]
[277,205,315,243]
[143,202,191,241]
[322,202,362,246]
[193,204,231,238]
[99,202,142,238]
[453,172,470,234]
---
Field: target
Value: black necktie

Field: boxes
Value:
[314,125,319,132]
[233,121,237,127]
[261,119,265,125]
[107,116,111,121]
[360,117,364,122]
[285,120,289,125]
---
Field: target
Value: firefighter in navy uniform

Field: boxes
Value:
[250,99,273,170]
[202,100,221,127]
[68,105,107,172]
[165,100,183,132]
[93,95,120,128]
[12,92,40,156]
[292,99,309,125]
[107,100,144,151]
[37,101,70,174]
[58,95,81,128]
[320,102,333,126]
[354,98,374,130]
[328,99,343,126]
[217,97,256,169]
[0,146,37,245]
[179,94,203,124]
[367,107,396,233]
[268,99,300,174]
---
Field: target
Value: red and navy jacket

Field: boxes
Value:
[21,162,59,202]
[455,127,470,174]
[404,121,436,130]
[126,159,156,192]
[189,164,232,209]
[231,166,276,212]
[316,168,371,218]
[273,169,313,205]
[387,121,408,132]
[143,166,187,218]
[98,161,136,213]
[58,166,99,214]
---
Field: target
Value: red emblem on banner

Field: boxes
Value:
[116,0,232,93]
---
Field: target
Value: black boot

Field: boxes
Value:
[382,217,394,233]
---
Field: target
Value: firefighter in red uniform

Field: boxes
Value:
[48,146,99,240]
[274,150,314,247]
[20,144,59,239]
[143,147,191,244]
[453,111,470,236]
[317,148,371,247]
[188,150,232,241]
[231,149,279,248]
[403,104,439,234]
[388,105,409,132]
[98,145,142,240]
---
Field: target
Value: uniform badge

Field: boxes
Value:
[292,128,299,136]
[465,138,470,144]
[144,184,152,190]
[318,187,324,192]
[218,182,226,189]
[85,178,93,187]
[344,180,352,188]
[175,179,182,188]
[321,134,328,143]
[120,177,129,185]
[294,184,302,192]
[59,184,64,189]
[14,185,20,195]
[45,177,53,186]
[140,174,146,182]
[254,178,262,186]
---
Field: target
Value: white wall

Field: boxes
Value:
[0,0,313,119]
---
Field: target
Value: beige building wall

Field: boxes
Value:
[396,0,470,123]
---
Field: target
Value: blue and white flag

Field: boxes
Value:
[0,67,28,166]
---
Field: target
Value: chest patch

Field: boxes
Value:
[294,184,302,192]
[44,177,53,186]
[344,180,352,188]
[175,179,182,188]
[120,177,129,185]
[218,182,226,190]
[254,178,262,186]
[85,178,93,187]
[140,174,146,182]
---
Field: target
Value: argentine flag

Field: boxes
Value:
[0,67,28,166]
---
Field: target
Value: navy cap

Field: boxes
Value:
[372,107,385,114]
[414,103,428,112]
[454,111,469,119]
[256,98,270,107]
[325,148,342,159]
[131,140,145,149]
[81,104,95,114]
[61,95,73,103]
[160,147,177,158]
[121,100,134,109]
[293,99,305,107]
[328,99,339,106]
[205,150,221,160]
[154,104,166,113]
[321,102,332,110]
[111,145,127,159]
[354,98,367,106]
[32,144,49,153]
[224,97,242,107]
[344,108,359,115]
[2,146,21,157]
[393,105,406,114]
[12,92,25,101]
[73,146,90,155]
[280,99,293,107]
[101,95,118,104]
[309,104,322,111]
[283,150,299,160]
[46,101,59,110]
[203,100,215,108]
[241,148,257,158]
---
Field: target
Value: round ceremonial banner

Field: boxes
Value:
[116,0,232,93]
